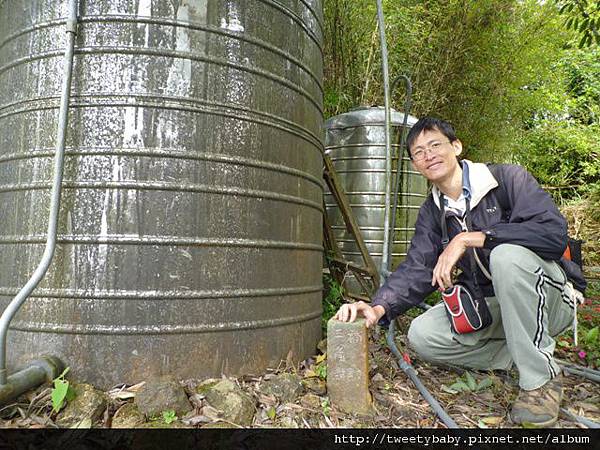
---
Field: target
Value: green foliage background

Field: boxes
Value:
[323,0,600,262]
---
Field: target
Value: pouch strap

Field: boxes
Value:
[439,191,450,248]
[438,192,484,302]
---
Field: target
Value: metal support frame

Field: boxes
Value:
[323,154,380,300]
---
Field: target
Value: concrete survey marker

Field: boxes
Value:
[326,318,372,415]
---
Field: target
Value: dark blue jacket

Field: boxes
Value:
[372,162,581,321]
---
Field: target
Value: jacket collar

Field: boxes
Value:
[432,160,498,210]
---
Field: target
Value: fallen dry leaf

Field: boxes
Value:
[480,416,504,425]
[109,390,136,400]
[575,401,600,413]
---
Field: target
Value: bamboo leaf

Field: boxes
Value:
[449,381,470,392]
[566,17,574,29]
[51,379,69,413]
[476,377,493,391]
[441,384,459,394]
[465,372,477,391]
[65,385,77,402]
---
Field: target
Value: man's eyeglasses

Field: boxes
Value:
[410,140,451,161]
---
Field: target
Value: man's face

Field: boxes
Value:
[409,128,462,184]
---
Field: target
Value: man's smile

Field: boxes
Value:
[426,160,443,170]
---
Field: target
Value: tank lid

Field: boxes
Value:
[325,106,418,129]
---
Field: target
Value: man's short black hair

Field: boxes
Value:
[406,117,458,156]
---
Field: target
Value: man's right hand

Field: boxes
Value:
[333,301,386,328]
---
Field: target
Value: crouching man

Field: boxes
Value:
[334,117,586,427]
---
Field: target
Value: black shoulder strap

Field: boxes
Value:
[438,192,483,298]
[487,164,511,221]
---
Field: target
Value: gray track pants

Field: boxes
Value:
[407,244,575,390]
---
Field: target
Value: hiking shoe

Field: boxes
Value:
[510,373,563,427]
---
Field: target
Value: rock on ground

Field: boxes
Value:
[202,379,255,426]
[56,383,107,428]
[134,375,192,418]
[261,373,303,403]
[111,403,145,428]
[299,393,322,410]
[301,377,326,395]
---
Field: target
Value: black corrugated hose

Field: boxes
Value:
[386,319,459,428]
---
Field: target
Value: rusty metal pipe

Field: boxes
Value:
[0,0,77,386]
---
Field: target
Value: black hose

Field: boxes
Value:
[561,364,600,383]
[386,320,458,428]
[559,408,600,428]
[557,358,600,379]
[386,75,412,273]
[383,76,432,312]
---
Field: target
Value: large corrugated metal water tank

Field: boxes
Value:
[0,0,324,388]
[324,107,427,272]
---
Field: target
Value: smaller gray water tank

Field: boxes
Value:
[324,106,427,272]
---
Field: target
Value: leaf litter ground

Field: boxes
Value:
[0,314,598,429]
